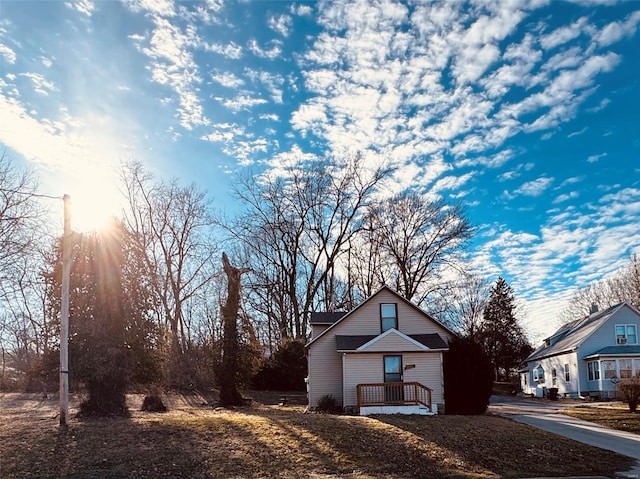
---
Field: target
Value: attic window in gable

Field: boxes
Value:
[380,303,398,332]
[616,324,638,344]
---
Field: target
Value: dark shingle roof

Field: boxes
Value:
[335,333,448,351]
[584,345,640,358]
[310,312,345,324]
[336,335,376,350]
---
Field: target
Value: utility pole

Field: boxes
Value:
[60,194,70,427]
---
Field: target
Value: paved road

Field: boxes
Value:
[489,396,640,478]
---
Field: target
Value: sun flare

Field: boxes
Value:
[67,180,121,233]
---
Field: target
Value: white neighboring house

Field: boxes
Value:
[306,286,455,415]
[521,302,640,399]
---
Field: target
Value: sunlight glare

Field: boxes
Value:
[67,176,122,233]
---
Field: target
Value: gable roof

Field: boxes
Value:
[310,312,345,325]
[526,302,635,362]
[306,285,457,348]
[335,332,448,352]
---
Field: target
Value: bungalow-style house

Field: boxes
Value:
[521,302,640,399]
[306,286,455,415]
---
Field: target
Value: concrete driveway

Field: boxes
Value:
[489,396,640,478]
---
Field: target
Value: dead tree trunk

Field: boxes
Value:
[219,252,249,407]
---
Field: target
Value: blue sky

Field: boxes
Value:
[1,0,639,341]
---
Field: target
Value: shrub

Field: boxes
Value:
[316,394,339,413]
[252,338,307,391]
[618,376,640,413]
[443,335,494,415]
[141,394,167,412]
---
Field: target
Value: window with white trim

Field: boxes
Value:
[615,324,638,344]
[619,359,632,379]
[551,368,557,386]
[564,363,570,382]
[587,361,600,381]
[533,366,544,382]
[602,360,616,379]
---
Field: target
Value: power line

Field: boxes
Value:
[0,188,62,200]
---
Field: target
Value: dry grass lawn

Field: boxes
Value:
[0,392,633,479]
[564,403,640,434]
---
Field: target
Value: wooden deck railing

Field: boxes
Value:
[356,382,432,410]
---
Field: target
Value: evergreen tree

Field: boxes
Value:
[45,220,161,415]
[444,336,494,414]
[479,277,532,381]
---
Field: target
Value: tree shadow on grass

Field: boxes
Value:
[243,408,486,478]
[374,413,633,478]
[3,405,632,479]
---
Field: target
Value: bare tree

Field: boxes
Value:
[560,254,640,323]
[358,191,474,308]
[219,252,250,406]
[0,153,51,389]
[439,273,491,338]
[0,153,44,301]
[231,155,389,344]
[120,162,219,384]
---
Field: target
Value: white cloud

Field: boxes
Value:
[567,127,587,138]
[220,95,268,112]
[587,152,607,163]
[514,176,554,197]
[133,10,208,129]
[210,72,244,88]
[65,0,95,16]
[19,72,55,95]
[539,17,587,50]
[205,41,243,59]
[559,176,583,187]
[292,4,313,16]
[0,43,16,64]
[596,11,640,47]
[248,39,282,59]
[432,172,475,194]
[259,113,279,121]
[553,191,579,204]
[245,69,285,103]
[268,14,292,37]
[123,0,176,17]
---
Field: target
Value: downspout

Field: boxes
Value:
[575,348,585,399]
[342,353,347,411]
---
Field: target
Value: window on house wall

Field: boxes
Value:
[588,361,600,381]
[616,324,638,344]
[564,363,570,382]
[380,303,398,332]
[533,366,544,382]
[551,368,557,386]
[524,373,527,386]
[619,359,632,379]
[602,360,617,379]
[634,359,640,377]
